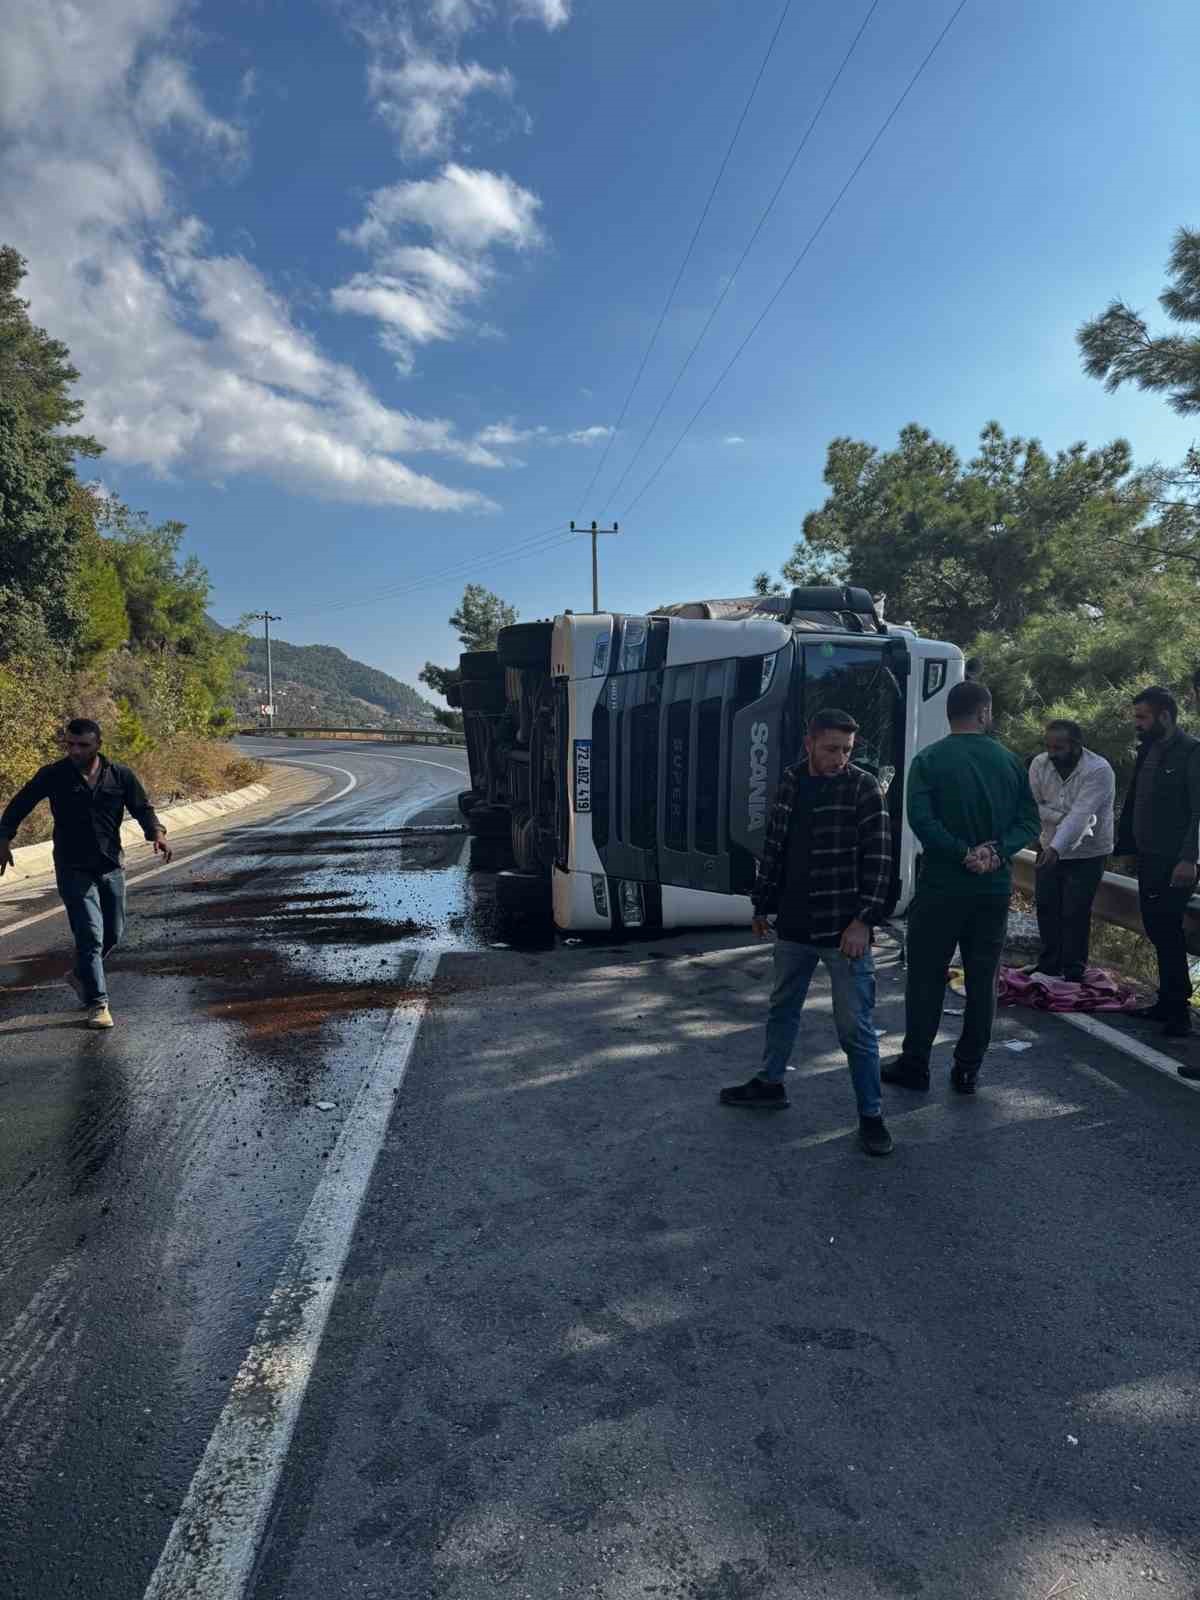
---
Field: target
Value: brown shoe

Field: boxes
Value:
[87,1003,114,1030]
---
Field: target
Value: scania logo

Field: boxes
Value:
[748,721,769,830]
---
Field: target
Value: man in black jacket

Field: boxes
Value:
[0,719,171,1029]
[1115,688,1200,1055]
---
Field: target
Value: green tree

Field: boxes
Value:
[751,571,784,596]
[0,391,84,655]
[450,583,517,651]
[420,583,517,702]
[1078,226,1200,415]
[798,422,1151,640]
[0,245,101,459]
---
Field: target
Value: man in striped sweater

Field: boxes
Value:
[720,708,895,1157]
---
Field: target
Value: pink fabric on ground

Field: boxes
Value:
[997,966,1141,1013]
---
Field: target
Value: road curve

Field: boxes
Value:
[0,738,470,1600]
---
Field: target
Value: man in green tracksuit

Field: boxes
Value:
[883,679,1039,1094]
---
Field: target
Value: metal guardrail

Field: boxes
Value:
[239,726,466,747]
[1012,848,1200,953]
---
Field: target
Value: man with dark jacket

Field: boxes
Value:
[0,719,171,1029]
[719,708,895,1157]
[1115,687,1200,1049]
[883,680,1039,1095]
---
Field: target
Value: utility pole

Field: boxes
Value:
[247,611,282,729]
[570,521,619,612]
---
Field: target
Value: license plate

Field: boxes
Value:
[574,739,592,813]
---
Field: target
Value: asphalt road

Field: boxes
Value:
[4,741,1200,1600]
[0,738,472,1600]
[250,939,1200,1600]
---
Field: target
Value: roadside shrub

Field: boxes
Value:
[135,735,263,804]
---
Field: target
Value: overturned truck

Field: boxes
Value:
[455,586,964,935]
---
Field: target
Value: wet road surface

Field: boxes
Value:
[0,739,473,1600]
[5,739,1200,1600]
[249,936,1200,1600]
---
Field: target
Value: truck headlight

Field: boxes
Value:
[592,874,609,917]
[618,879,645,928]
[619,619,648,673]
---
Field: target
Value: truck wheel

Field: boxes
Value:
[469,835,511,872]
[467,803,511,838]
[497,621,553,671]
[459,649,503,680]
[494,870,553,936]
[460,678,507,713]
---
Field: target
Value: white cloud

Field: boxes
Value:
[367,52,513,159]
[346,164,544,255]
[335,165,543,371]
[512,0,571,27]
[567,425,614,446]
[0,0,498,512]
[465,419,615,464]
[723,435,746,445]
[136,55,245,161]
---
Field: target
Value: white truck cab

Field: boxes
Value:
[456,586,963,934]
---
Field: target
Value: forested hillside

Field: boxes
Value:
[238,637,437,724]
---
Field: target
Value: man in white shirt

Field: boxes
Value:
[1028,719,1115,982]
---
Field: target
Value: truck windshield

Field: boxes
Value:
[797,642,902,796]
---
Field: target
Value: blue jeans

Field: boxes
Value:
[55,865,126,1006]
[760,938,881,1117]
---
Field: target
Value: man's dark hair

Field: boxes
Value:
[946,680,992,723]
[65,718,102,741]
[964,657,983,680]
[1133,686,1178,723]
[808,708,859,736]
[1045,718,1083,744]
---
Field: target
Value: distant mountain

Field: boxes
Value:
[225,628,440,727]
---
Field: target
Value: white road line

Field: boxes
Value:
[1059,1012,1200,1094]
[0,764,358,942]
[366,752,470,778]
[141,947,441,1600]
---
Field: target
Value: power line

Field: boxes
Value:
[598,0,882,516]
[573,0,795,521]
[620,0,970,521]
[285,524,573,622]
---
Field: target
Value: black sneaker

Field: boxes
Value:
[858,1115,894,1156]
[880,1057,930,1092]
[950,1062,979,1094]
[1131,1003,1171,1022]
[719,1077,789,1110]
[1161,1017,1192,1039]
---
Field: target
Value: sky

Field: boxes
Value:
[2,0,1198,699]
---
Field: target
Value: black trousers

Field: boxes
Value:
[900,890,1010,1071]
[1137,855,1193,1017]
[1034,855,1106,978]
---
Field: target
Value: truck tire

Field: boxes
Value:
[459,649,502,680]
[494,869,554,936]
[460,677,507,713]
[469,834,511,872]
[467,803,511,838]
[497,621,553,671]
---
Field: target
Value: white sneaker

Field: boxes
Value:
[64,969,87,1007]
[87,1003,114,1030]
